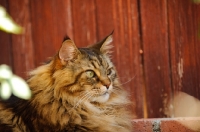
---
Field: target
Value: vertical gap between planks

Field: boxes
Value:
[126,0,137,117]
[70,0,76,42]
[6,0,14,71]
[94,0,99,41]
[29,0,37,68]
[68,0,74,39]
[166,0,175,117]
[192,2,200,99]
[192,3,200,98]
[27,0,36,70]
[137,0,148,118]
[112,0,119,69]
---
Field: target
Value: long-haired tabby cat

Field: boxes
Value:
[0,33,133,132]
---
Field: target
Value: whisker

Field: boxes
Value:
[117,75,136,86]
[74,92,93,109]
[77,94,93,108]
[73,91,87,105]
[75,93,91,108]
[83,94,93,103]
[111,90,119,95]
[77,91,89,98]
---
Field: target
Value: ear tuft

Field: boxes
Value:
[63,35,71,42]
[100,35,113,54]
[89,31,114,55]
[59,39,79,63]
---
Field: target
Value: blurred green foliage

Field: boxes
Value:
[0,65,31,100]
[0,6,23,34]
[193,0,200,3]
[0,5,31,100]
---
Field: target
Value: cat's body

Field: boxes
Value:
[0,34,133,132]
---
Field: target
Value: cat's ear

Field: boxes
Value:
[59,39,80,63]
[90,31,114,54]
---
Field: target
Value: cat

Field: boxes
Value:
[0,33,133,132]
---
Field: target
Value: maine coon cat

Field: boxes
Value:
[0,33,133,132]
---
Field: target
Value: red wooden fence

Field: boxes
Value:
[0,0,200,119]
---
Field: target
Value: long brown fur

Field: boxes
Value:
[0,33,133,132]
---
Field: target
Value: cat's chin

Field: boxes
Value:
[90,84,113,103]
[91,92,110,103]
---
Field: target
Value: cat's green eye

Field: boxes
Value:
[86,70,95,78]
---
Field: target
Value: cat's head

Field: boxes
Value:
[29,33,121,107]
[52,33,119,104]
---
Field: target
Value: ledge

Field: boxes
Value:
[132,117,200,132]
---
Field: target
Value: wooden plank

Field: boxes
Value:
[140,0,172,118]
[30,0,73,66]
[96,0,145,118]
[113,0,145,118]
[71,0,97,47]
[95,0,117,69]
[6,0,34,79]
[0,0,12,67]
[95,0,115,37]
[168,0,200,100]
[0,31,12,66]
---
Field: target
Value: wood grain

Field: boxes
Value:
[115,0,145,118]
[168,0,200,99]
[71,0,97,47]
[7,0,34,78]
[0,0,13,67]
[30,0,73,66]
[140,0,172,117]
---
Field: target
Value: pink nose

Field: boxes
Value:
[105,84,110,89]
[100,78,111,89]
[103,81,111,89]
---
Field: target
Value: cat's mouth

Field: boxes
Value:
[104,91,108,95]
[90,84,113,103]
[91,91,110,103]
[98,87,111,97]
[102,91,109,96]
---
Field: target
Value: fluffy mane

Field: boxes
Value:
[0,34,133,132]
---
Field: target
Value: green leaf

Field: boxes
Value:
[10,75,31,100]
[0,64,13,79]
[0,80,12,100]
[193,0,200,3]
[0,6,23,34]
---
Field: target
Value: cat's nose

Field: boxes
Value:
[103,81,111,89]
[105,84,110,89]
[101,78,111,89]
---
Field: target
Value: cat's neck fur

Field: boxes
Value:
[17,57,132,131]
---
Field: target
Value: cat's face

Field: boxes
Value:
[73,50,115,103]
[56,34,117,104]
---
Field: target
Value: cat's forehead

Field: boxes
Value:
[79,48,102,60]
[78,47,111,68]
[79,48,98,57]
